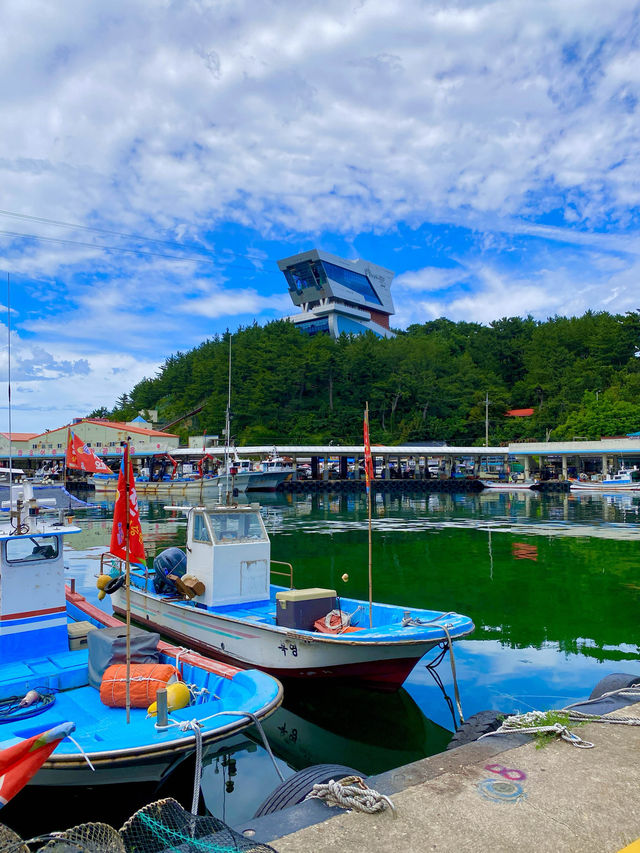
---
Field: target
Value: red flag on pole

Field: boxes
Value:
[364,405,374,493]
[66,430,112,474]
[110,446,146,564]
[0,722,75,807]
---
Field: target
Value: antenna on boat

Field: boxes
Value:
[6,273,12,491]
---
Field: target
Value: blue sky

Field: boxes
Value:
[1,0,639,431]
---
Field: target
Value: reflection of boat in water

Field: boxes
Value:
[261,681,451,775]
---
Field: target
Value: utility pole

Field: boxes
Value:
[485,391,489,447]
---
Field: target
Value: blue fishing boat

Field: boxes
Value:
[0,484,283,787]
[105,502,475,689]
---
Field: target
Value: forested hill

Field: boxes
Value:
[101,311,640,446]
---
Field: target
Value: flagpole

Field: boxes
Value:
[366,402,373,629]
[124,440,132,724]
[64,428,70,492]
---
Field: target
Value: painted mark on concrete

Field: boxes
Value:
[484,763,527,781]
[477,778,526,803]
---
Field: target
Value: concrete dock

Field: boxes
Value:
[254,703,640,853]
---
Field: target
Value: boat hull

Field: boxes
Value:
[245,471,293,492]
[570,482,640,492]
[480,481,535,491]
[111,587,469,691]
[91,474,251,496]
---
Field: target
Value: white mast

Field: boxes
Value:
[7,273,12,490]
[224,334,232,505]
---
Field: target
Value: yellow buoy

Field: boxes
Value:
[147,681,191,717]
[96,574,111,601]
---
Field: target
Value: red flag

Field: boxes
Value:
[66,430,112,474]
[0,722,75,807]
[364,405,374,493]
[110,446,146,564]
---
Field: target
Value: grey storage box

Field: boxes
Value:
[88,625,161,689]
[275,588,336,631]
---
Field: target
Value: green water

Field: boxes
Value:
[5,488,640,834]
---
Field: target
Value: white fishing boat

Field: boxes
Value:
[0,483,282,788]
[105,502,474,690]
[480,479,538,491]
[245,452,295,492]
[570,467,640,492]
[90,455,253,497]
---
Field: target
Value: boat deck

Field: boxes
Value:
[0,647,279,759]
[139,586,474,643]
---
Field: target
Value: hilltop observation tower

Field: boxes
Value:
[277,249,395,339]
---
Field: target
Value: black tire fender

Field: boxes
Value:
[104,574,126,595]
[253,764,366,818]
[446,710,505,751]
[589,673,640,700]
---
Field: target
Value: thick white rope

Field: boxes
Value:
[305,775,396,817]
[66,734,96,771]
[177,720,203,815]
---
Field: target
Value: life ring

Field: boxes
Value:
[104,574,126,595]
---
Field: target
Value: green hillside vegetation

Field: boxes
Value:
[99,310,640,445]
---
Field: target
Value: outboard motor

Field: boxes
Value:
[153,547,187,594]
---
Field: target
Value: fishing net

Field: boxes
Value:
[39,823,124,853]
[121,798,276,853]
[0,798,277,853]
[0,824,28,853]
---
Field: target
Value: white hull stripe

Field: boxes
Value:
[0,616,67,636]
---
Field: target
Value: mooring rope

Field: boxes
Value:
[177,720,203,814]
[478,686,640,749]
[441,623,465,725]
[305,775,396,817]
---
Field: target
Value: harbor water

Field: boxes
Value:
[4,488,640,835]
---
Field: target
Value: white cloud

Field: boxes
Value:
[0,1,639,426]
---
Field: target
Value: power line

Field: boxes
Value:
[0,227,284,274]
[0,208,273,266]
[0,229,210,264]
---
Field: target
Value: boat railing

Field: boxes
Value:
[100,552,151,591]
[270,560,294,589]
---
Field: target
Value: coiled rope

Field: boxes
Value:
[305,775,396,817]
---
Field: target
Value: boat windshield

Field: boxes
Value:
[5,535,60,562]
[207,512,267,543]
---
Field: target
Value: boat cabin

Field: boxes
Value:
[185,504,271,608]
[606,467,640,483]
[0,485,80,663]
[259,456,293,473]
